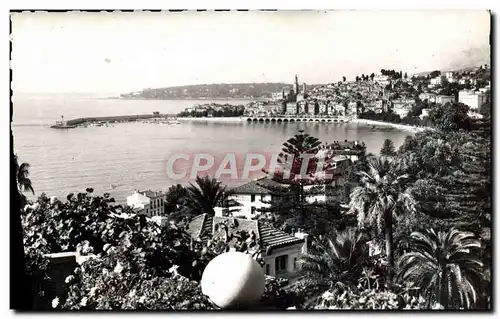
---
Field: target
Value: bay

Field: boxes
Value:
[12,94,411,203]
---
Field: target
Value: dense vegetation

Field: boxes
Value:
[177,104,245,118]
[15,94,491,310]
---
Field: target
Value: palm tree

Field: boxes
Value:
[14,155,35,195]
[348,156,415,278]
[184,176,228,216]
[397,228,484,309]
[297,228,371,293]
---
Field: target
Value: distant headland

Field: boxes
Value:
[118,83,292,100]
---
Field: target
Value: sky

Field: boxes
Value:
[11,10,491,95]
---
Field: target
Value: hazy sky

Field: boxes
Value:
[11,10,490,94]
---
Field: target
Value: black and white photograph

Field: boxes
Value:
[9,8,492,311]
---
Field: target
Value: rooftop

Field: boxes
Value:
[231,180,272,195]
[187,214,304,254]
[139,189,165,198]
[326,140,366,150]
[127,192,150,205]
[231,177,288,195]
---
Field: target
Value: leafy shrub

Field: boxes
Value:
[24,248,52,309]
[260,276,305,309]
[61,256,215,310]
[313,287,428,310]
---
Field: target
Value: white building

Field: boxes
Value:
[445,72,455,83]
[419,92,437,103]
[430,76,446,86]
[392,105,411,119]
[374,75,391,86]
[126,190,166,217]
[435,95,455,105]
[223,179,276,219]
[391,100,411,118]
[126,191,151,216]
[458,90,487,110]
[186,214,308,278]
[286,102,298,115]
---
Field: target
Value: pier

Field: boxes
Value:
[64,113,176,126]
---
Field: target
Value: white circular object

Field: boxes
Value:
[201,252,265,309]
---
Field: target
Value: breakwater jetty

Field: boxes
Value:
[49,113,180,128]
[64,114,175,126]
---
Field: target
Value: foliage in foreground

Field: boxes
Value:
[61,245,215,310]
[314,287,431,310]
[397,228,486,309]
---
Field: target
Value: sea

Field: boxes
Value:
[12,93,412,204]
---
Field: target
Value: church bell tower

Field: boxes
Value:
[294,74,300,95]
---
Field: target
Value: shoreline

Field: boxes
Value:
[55,114,428,133]
[177,117,427,133]
[351,118,429,133]
[176,117,245,123]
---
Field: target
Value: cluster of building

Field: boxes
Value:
[263,66,491,121]
[178,64,490,123]
[243,100,283,117]
[252,74,405,119]
[419,68,490,118]
[180,103,245,117]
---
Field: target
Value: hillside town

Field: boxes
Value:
[247,66,491,122]
[178,65,491,126]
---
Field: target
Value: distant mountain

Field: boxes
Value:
[412,45,490,77]
[443,45,491,72]
[120,83,291,100]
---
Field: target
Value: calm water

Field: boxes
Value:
[12,94,411,203]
